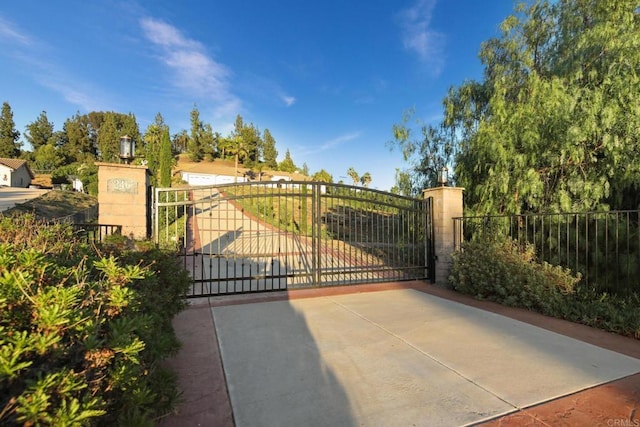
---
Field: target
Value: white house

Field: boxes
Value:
[0,158,34,188]
[180,172,247,186]
[270,175,292,182]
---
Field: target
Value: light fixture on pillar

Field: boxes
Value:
[437,166,448,187]
[119,135,135,165]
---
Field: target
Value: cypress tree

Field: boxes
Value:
[0,102,21,158]
[159,128,172,187]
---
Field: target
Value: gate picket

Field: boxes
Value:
[154,182,434,297]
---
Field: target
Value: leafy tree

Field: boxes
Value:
[346,167,359,186]
[159,127,173,187]
[394,0,640,215]
[0,102,21,157]
[262,128,278,169]
[301,162,310,176]
[61,114,95,163]
[390,108,456,190]
[94,112,140,163]
[172,129,189,154]
[33,143,64,171]
[312,169,333,183]
[77,161,99,195]
[227,136,248,182]
[117,112,140,146]
[232,115,262,166]
[61,111,139,164]
[188,106,204,161]
[360,171,372,187]
[278,149,297,173]
[24,111,54,151]
[217,136,232,160]
[250,161,266,182]
[201,123,218,160]
[390,168,415,196]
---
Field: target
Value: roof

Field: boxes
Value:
[0,158,35,179]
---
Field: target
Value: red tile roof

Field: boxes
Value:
[0,158,35,179]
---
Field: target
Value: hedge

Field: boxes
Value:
[0,214,191,426]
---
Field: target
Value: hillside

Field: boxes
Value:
[4,190,97,220]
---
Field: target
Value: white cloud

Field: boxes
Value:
[0,16,105,112]
[323,132,362,149]
[244,74,296,107]
[297,131,362,157]
[38,79,106,112]
[397,0,445,73]
[0,16,31,45]
[139,18,197,49]
[281,95,296,107]
[139,17,240,118]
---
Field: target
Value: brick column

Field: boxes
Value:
[422,186,464,287]
[97,163,151,240]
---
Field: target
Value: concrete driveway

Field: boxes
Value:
[0,187,49,212]
[161,283,640,426]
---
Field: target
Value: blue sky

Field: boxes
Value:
[0,1,516,190]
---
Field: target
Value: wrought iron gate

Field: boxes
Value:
[154,181,434,297]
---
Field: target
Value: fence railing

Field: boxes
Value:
[155,181,434,296]
[70,223,122,244]
[54,205,99,224]
[453,211,640,296]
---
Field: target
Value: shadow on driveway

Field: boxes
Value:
[160,281,640,426]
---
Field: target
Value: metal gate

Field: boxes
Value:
[154,181,434,297]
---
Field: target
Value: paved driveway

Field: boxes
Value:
[0,187,49,212]
[161,284,640,427]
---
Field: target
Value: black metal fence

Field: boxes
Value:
[70,223,122,244]
[155,181,434,296]
[55,205,99,224]
[453,211,640,296]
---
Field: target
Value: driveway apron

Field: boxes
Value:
[212,288,640,426]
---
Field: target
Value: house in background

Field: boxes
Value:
[0,158,34,188]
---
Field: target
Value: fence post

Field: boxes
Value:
[422,186,464,287]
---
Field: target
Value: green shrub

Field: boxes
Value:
[569,289,640,339]
[450,238,580,315]
[449,237,640,339]
[0,214,190,426]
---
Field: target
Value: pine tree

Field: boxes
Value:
[24,111,54,151]
[188,106,204,161]
[278,149,297,173]
[201,123,217,160]
[61,114,94,163]
[262,129,278,169]
[96,113,119,162]
[0,102,21,158]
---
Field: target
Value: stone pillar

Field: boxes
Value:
[97,163,151,240]
[422,186,464,287]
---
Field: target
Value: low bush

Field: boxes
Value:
[0,214,191,426]
[450,239,581,314]
[449,237,640,339]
